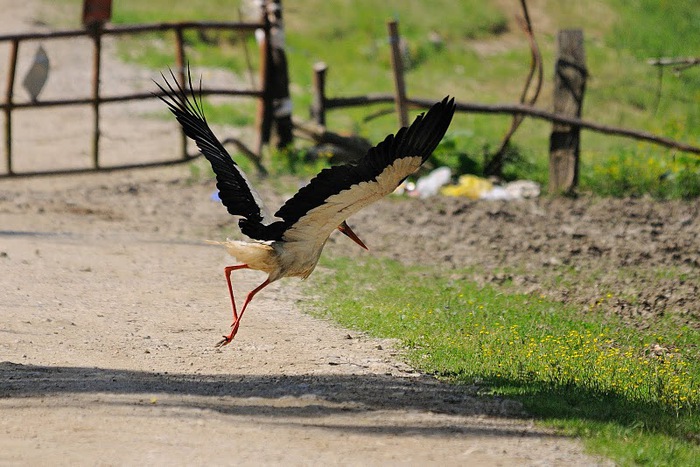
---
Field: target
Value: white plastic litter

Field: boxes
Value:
[412,167,452,199]
[479,186,511,200]
[504,180,541,199]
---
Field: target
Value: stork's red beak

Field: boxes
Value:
[337,221,368,250]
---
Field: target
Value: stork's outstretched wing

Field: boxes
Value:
[155,70,279,238]
[157,67,454,244]
[276,97,456,244]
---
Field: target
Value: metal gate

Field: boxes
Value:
[0,18,271,177]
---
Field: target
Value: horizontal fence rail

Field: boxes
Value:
[312,70,700,156]
[0,21,264,42]
[0,89,264,111]
[411,99,700,156]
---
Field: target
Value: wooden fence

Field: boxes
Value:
[3,14,698,188]
[310,20,700,193]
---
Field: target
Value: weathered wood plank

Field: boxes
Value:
[549,29,587,194]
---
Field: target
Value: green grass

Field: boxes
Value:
[284,0,700,190]
[309,256,700,465]
[200,100,257,128]
[49,0,700,198]
[582,149,700,199]
[606,0,700,59]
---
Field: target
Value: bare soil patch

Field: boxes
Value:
[330,195,699,328]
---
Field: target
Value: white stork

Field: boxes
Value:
[156,70,455,347]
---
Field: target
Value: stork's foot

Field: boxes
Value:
[215,335,232,348]
[214,322,240,348]
[213,276,270,349]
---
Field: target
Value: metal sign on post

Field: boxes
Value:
[82,0,112,27]
[82,0,112,168]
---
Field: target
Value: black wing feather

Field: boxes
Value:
[274,96,456,229]
[157,69,454,242]
[154,69,266,230]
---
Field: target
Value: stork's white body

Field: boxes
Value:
[203,169,407,346]
[213,238,325,281]
[213,155,425,283]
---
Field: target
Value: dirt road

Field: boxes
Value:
[0,168,607,466]
[0,1,614,465]
[1,165,610,465]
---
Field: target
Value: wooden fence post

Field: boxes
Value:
[387,20,408,128]
[84,0,111,169]
[90,27,102,169]
[267,0,293,149]
[549,29,586,194]
[311,61,327,126]
[4,39,18,175]
[256,6,273,155]
[174,26,188,159]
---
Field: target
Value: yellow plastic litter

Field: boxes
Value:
[440,174,493,199]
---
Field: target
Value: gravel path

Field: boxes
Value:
[0,2,609,465]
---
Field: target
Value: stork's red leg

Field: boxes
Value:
[216,277,271,348]
[224,264,249,323]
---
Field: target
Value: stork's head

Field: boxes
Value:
[337,221,368,250]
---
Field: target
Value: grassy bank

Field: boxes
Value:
[309,256,700,465]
